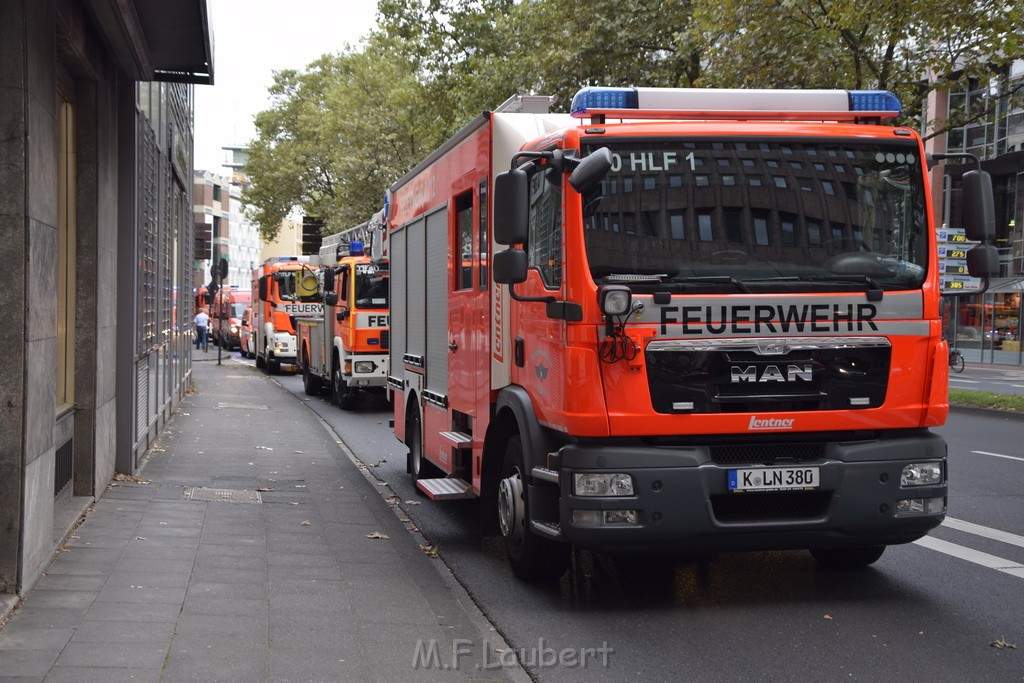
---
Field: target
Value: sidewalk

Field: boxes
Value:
[0,357,521,682]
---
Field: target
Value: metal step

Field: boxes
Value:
[439,431,473,449]
[531,521,563,539]
[415,478,477,501]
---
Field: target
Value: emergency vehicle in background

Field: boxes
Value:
[210,287,252,350]
[296,215,390,409]
[251,256,322,374]
[386,88,998,581]
[239,306,255,359]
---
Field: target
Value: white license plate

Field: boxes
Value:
[728,466,819,492]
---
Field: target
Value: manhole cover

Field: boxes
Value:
[216,402,269,410]
[184,487,262,504]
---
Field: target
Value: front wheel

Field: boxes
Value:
[302,351,322,395]
[809,545,885,569]
[498,435,570,582]
[950,351,965,373]
[331,359,349,407]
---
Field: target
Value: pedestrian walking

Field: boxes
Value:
[194,307,210,351]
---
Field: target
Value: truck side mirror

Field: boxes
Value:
[324,267,335,293]
[492,249,528,284]
[967,244,999,278]
[258,275,268,301]
[325,292,339,307]
[961,169,995,242]
[568,147,613,195]
[493,169,529,245]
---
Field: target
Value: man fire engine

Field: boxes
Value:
[386,88,997,581]
[251,256,322,374]
[297,215,390,409]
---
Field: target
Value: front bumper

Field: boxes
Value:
[271,333,297,363]
[345,353,388,388]
[544,430,946,555]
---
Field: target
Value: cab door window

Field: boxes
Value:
[528,166,562,288]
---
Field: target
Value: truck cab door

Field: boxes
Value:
[448,180,489,420]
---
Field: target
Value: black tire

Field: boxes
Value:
[407,405,440,489]
[302,351,321,396]
[268,355,281,375]
[498,435,570,582]
[809,545,886,569]
[950,350,965,373]
[331,356,348,407]
[255,347,266,369]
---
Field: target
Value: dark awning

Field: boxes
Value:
[85,0,214,85]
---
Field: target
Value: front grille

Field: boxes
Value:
[710,442,824,465]
[711,491,831,522]
[646,343,890,414]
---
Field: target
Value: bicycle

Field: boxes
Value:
[948,347,965,373]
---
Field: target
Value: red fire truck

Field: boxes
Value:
[387,88,997,580]
[251,256,322,374]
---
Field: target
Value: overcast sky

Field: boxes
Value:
[193,0,380,173]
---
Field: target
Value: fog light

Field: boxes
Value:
[900,462,942,486]
[896,499,925,514]
[574,473,634,496]
[354,360,376,374]
[896,497,945,515]
[604,510,638,525]
[572,510,601,527]
[274,342,289,352]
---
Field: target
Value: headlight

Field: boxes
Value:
[574,473,634,496]
[353,360,377,374]
[230,325,239,333]
[598,285,631,316]
[900,462,942,487]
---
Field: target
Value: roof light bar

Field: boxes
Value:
[569,87,902,121]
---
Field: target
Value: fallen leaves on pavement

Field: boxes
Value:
[366,531,390,540]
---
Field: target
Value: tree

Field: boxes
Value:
[689,0,1024,136]
[244,34,439,242]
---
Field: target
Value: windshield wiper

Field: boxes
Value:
[661,275,753,293]
[753,274,884,301]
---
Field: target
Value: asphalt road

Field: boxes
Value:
[948,363,1024,397]
[250,358,1022,681]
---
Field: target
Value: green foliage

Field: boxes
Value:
[244,34,439,241]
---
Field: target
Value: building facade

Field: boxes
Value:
[193,171,263,297]
[930,61,1024,364]
[0,0,212,596]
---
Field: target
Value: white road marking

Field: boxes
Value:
[914,536,1024,579]
[942,517,1024,550]
[948,379,979,383]
[1011,384,1024,389]
[971,450,1024,463]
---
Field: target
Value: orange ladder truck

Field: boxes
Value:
[251,256,322,374]
[297,214,390,409]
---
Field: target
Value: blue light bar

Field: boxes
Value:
[570,87,638,117]
[848,90,902,115]
[350,241,364,256]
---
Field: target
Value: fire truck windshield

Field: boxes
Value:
[277,268,320,302]
[580,138,927,294]
[354,265,389,309]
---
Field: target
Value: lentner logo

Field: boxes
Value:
[749,416,795,430]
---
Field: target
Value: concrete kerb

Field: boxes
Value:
[276,376,532,683]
